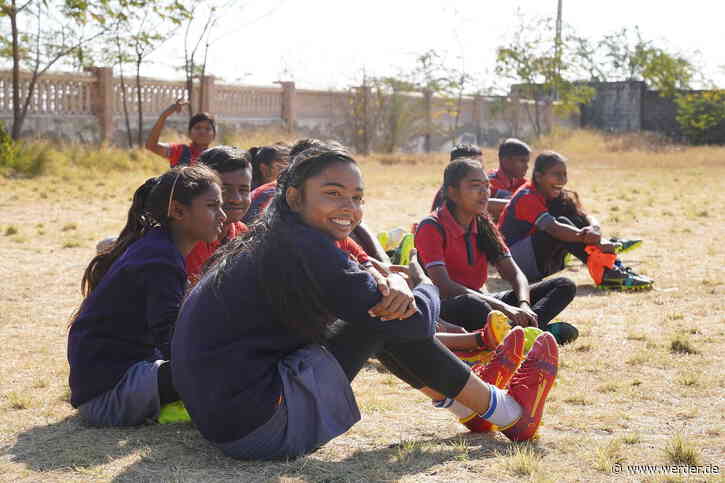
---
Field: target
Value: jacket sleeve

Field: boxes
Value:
[298,227,437,340]
[139,262,187,360]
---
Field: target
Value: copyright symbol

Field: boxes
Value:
[612,463,622,474]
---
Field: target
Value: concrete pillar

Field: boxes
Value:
[199,75,215,113]
[279,81,296,133]
[94,67,114,143]
[423,88,433,153]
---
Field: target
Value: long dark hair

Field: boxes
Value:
[443,158,509,261]
[79,165,220,298]
[248,144,290,189]
[532,151,587,220]
[206,144,357,343]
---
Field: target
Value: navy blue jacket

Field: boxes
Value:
[67,228,186,408]
[172,216,439,444]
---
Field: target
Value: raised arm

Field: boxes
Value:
[146,99,187,158]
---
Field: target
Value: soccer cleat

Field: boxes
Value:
[397,233,415,266]
[611,238,643,254]
[157,400,192,424]
[544,322,579,345]
[472,326,525,389]
[501,332,559,442]
[452,310,511,365]
[462,327,525,433]
[523,327,543,354]
[599,266,653,291]
[480,311,511,351]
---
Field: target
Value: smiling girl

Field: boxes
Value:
[171,144,560,459]
[68,165,226,426]
[498,151,653,290]
[415,158,578,345]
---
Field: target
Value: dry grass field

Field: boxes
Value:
[1,130,724,482]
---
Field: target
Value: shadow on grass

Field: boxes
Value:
[6,413,519,481]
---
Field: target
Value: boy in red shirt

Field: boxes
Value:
[146,98,216,167]
[186,146,251,283]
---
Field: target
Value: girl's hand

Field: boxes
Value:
[366,264,390,297]
[368,273,418,321]
[165,98,188,115]
[406,249,432,288]
[503,304,538,327]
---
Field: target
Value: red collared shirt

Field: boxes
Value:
[185,221,248,282]
[415,204,490,290]
[497,183,554,246]
[488,168,527,199]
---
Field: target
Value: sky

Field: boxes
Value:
[146,0,725,91]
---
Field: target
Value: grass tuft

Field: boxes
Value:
[670,335,700,355]
[663,434,700,466]
[4,225,18,236]
[592,439,624,472]
[500,444,542,477]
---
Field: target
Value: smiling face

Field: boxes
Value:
[287,161,364,240]
[219,167,252,223]
[188,120,215,147]
[535,160,568,200]
[500,153,530,179]
[447,166,490,217]
[172,184,227,243]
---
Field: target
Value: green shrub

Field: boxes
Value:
[675,90,725,145]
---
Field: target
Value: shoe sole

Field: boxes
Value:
[597,283,653,292]
[483,310,511,350]
[614,240,643,254]
[501,333,558,442]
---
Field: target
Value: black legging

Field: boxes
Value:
[439,277,576,331]
[157,361,180,405]
[325,319,472,393]
[532,216,592,278]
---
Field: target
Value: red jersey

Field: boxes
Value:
[497,183,554,246]
[415,204,496,290]
[167,143,205,167]
[185,221,248,282]
[487,168,527,199]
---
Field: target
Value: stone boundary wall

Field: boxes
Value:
[0,68,574,151]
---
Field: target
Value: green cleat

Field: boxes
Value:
[599,266,653,292]
[397,233,415,266]
[611,238,643,254]
[544,322,579,345]
[157,401,191,424]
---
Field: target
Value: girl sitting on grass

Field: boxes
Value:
[68,165,226,426]
[171,143,559,459]
[145,98,216,167]
[415,158,579,345]
[498,151,653,291]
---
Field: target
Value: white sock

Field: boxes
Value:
[480,384,522,427]
[432,398,475,420]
